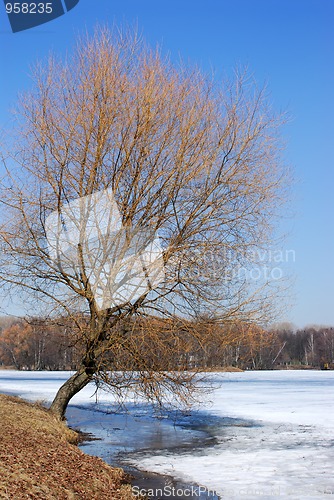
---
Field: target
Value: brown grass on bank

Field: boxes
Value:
[189,366,244,373]
[206,366,244,373]
[0,394,133,500]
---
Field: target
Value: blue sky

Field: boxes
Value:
[0,0,333,327]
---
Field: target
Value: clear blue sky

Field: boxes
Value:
[0,0,333,327]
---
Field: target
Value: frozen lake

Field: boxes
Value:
[1,370,334,499]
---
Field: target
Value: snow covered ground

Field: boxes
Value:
[128,370,334,499]
[1,370,334,499]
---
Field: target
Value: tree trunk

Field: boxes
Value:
[49,368,93,419]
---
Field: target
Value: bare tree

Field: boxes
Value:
[0,27,289,418]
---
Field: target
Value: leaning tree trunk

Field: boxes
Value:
[49,367,93,419]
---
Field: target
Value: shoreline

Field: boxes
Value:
[1,389,220,499]
[2,370,334,497]
[0,393,132,499]
[71,406,222,499]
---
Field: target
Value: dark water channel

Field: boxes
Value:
[1,382,256,499]
[66,404,257,500]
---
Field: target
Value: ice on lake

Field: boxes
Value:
[1,369,334,499]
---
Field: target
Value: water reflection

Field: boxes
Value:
[66,403,257,499]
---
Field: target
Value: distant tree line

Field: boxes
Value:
[0,317,333,371]
[0,317,79,370]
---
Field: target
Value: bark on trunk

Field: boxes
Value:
[49,368,93,419]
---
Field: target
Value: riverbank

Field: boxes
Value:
[2,370,334,498]
[67,404,221,500]
[0,394,133,499]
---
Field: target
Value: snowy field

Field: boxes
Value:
[1,370,334,499]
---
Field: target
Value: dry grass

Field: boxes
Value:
[189,366,244,373]
[209,366,244,372]
[0,394,133,499]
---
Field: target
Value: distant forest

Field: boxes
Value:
[0,316,333,371]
